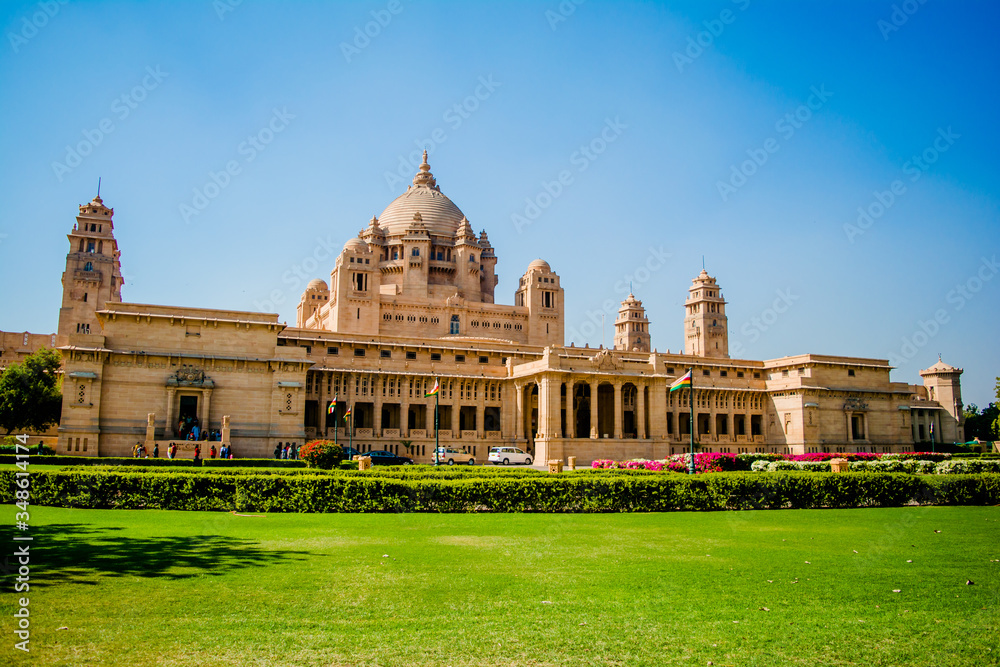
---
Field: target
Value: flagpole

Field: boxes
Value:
[434,380,440,466]
[689,368,695,475]
[349,409,353,453]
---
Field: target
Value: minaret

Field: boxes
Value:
[614,292,650,352]
[684,269,729,358]
[57,192,124,339]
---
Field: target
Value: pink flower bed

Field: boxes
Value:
[591,451,944,473]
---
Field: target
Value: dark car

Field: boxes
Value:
[366,450,414,465]
[341,447,361,461]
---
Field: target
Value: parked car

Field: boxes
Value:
[488,447,533,465]
[341,447,361,461]
[434,447,476,466]
[365,450,413,465]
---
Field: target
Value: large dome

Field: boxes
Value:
[377,151,467,237]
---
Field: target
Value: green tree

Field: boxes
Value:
[993,377,1000,441]
[0,348,62,435]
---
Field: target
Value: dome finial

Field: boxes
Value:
[412,150,437,188]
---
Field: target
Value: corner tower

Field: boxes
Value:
[58,194,124,339]
[684,269,728,358]
[614,293,650,352]
[919,357,965,443]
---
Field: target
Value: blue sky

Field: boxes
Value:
[1,0,997,407]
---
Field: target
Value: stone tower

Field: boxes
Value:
[919,357,965,443]
[684,269,728,358]
[57,195,124,339]
[614,293,650,352]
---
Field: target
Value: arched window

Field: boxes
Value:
[411,248,419,257]
[450,315,460,335]
[469,254,476,262]
[84,262,93,271]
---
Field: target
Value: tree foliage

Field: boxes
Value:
[0,348,62,435]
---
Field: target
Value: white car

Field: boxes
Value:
[435,447,476,465]
[488,447,533,465]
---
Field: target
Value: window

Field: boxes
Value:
[380,350,391,359]
[449,315,459,335]
[667,367,675,374]
[720,370,727,377]
[83,293,88,302]
[87,242,95,253]
[737,371,744,378]
[479,356,489,364]
[782,370,789,378]
[753,372,761,379]
[354,348,365,357]
[848,369,856,377]
[702,370,710,376]
[455,355,465,363]
[303,345,311,354]
[327,346,339,355]
[404,351,416,360]
[83,262,93,271]
[431,353,441,362]
[412,248,419,257]
[543,291,553,308]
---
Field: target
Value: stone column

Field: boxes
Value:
[566,378,575,439]
[400,377,409,437]
[221,415,231,445]
[476,380,485,438]
[373,375,383,436]
[613,381,623,439]
[144,413,156,448]
[202,388,213,431]
[318,371,328,437]
[590,379,599,438]
[637,383,647,439]
[845,412,853,443]
[451,381,460,436]
[514,382,524,439]
[164,388,176,438]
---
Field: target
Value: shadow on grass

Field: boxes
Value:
[0,523,310,586]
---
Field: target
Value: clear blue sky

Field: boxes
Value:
[1,0,997,407]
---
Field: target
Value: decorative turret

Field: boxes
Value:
[58,189,124,339]
[919,357,965,443]
[614,293,650,352]
[684,268,729,358]
[411,150,438,190]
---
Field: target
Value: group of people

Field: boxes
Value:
[131,442,159,458]
[132,442,235,460]
[177,416,222,442]
[274,443,299,460]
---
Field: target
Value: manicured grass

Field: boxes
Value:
[2,506,998,666]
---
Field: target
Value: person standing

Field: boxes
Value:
[209,445,217,459]
[273,443,281,459]
[153,443,159,458]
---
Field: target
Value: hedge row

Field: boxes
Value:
[0,455,307,468]
[3,469,998,512]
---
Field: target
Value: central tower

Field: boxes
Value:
[684,269,728,358]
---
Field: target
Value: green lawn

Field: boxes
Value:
[2,506,997,666]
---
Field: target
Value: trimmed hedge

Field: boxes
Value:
[2,469,998,513]
[0,455,306,468]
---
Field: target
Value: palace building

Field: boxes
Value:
[6,153,964,462]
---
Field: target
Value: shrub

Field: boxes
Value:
[934,459,1000,474]
[298,440,343,469]
[3,469,998,512]
[882,452,952,462]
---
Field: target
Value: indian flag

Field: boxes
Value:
[343,405,352,420]
[424,379,440,397]
[328,396,337,414]
[670,370,692,392]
